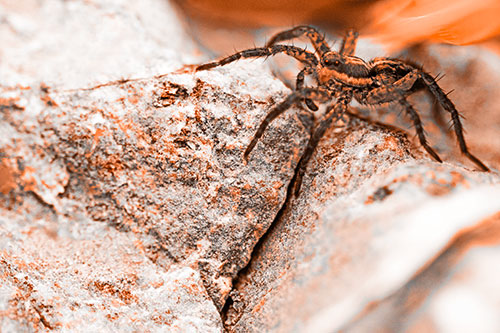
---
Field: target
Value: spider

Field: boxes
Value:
[196,26,489,195]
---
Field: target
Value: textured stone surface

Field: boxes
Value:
[223,42,500,332]
[0,207,223,332]
[1,0,308,330]
[2,0,500,331]
[0,60,310,319]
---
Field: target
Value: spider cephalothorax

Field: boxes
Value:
[196,26,489,195]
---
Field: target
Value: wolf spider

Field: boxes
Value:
[196,26,489,195]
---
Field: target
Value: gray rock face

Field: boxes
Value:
[0,0,195,88]
[0,210,223,332]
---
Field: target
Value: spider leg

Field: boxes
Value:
[425,91,450,138]
[265,25,331,57]
[419,71,489,171]
[362,71,442,162]
[296,67,319,111]
[196,45,318,71]
[399,99,443,162]
[369,58,488,170]
[365,71,419,104]
[294,89,353,196]
[244,87,332,161]
[339,29,359,56]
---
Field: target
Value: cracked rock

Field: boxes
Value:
[223,43,500,333]
[2,0,500,331]
[1,0,310,330]
[0,60,311,330]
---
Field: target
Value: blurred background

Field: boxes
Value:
[172,0,500,54]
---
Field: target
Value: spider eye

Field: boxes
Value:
[325,58,341,67]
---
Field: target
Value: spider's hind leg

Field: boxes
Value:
[363,71,442,163]
[399,99,443,163]
[419,71,489,171]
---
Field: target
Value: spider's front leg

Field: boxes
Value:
[244,87,332,161]
[196,45,318,71]
[265,25,331,57]
[294,89,353,196]
[296,67,320,111]
[266,26,359,58]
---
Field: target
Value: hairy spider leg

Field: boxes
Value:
[362,70,443,162]
[370,59,488,169]
[419,71,489,171]
[294,89,353,196]
[264,26,330,110]
[364,62,488,170]
[429,95,449,135]
[296,67,320,111]
[265,25,331,57]
[196,45,318,71]
[369,58,450,136]
[399,99,443,162]
[243,87,332,161]
[339,29,359,56]
[427,73,450,134]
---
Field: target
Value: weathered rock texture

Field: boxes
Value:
[1,0,307,330]
[225,150,500,331]
[2,0,500,332]
[1,61,313,330]
[223,41,500,333]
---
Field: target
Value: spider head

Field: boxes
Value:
[322,52,343,69]
[322,52,370,78]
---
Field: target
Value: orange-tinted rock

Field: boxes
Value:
[2,1,500,331]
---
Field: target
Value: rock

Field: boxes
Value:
[2,1,500,331]
[1,0,310,330]
[224,117,500,332]
[340,211,500,332]
[0,59,310,330]
[0,0,196,89]
[223,42,500,333]
[0,208,223,332]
